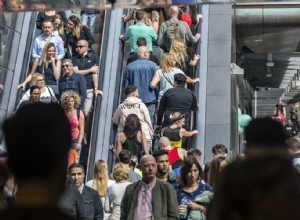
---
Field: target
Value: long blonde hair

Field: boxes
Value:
[93,160,109,197]
[39,42,57,68]
[68,15,83,38]
[169,40,187,69]
[160,53,176,73]
[53,14,65,38]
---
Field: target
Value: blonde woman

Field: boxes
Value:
[65,15,94,58]
[150,53,199,102]
[169,40,200,71]
[104,163,131,220]
[18,42,61,94]
[60,91,84,165]
[52,14,66,42]
[17,73,57,108]
[86,160,115,205]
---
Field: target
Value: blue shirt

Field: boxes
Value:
[32,33,65,60]
[59,72,87,109]
[125,58,158,104]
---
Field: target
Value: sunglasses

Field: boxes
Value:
[53,22,60,26]
[62,64,70,68]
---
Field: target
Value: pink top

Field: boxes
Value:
[67,111,84,140]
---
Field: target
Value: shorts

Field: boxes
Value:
[83,89,94,113]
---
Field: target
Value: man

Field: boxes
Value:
[112,85,153,149]
[121,155,179,220]
[157,5,201,52]
[69,163,103,220]
[32,20,65,59]
[119,9,158,53]
[117,150,142,182]
[211,144,228,159]
[59,59,87,109]
[153,150,177,186]
[158,136,187,167]
[1,103,73,219]
[127,37,160,66]
[72,39,103,117]
[157,73,198,129]
[125,46,158,125]
[287,137,300,166]
[285,118,297,138]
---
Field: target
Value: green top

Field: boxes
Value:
[124,23,158,53]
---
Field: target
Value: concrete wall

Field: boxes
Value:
[197,4,232,163]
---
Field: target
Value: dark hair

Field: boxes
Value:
[207,156,228,188]
[125,85,137,96]
[68,163,85,174]
[3,103,71,182]
[153,150,169,161]
[212,144,228,155]
[30,85,40,94]
[174,73,187,86]
[123,114,142,139]
[187,148,202,157]
[119,150,132,164]
[137,37,147,47]
[179,156,203,187]
[42,19,52,26]
[207,155,300,220]
[245,117,286,149]
[135,10,145,21]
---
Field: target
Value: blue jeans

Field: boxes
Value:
[81,14,96,34]
[145,103,156,128]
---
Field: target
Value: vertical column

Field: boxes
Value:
[197,4,232,163]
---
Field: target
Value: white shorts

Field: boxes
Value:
[83,89,94,113]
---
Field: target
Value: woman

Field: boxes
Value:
[17,85,41,110]
[18,73,57,107]
[169,40,200,72]
[110,114,149,158]
[162,112,198,148]
[60,91,84,166]
[52,14,66,42]
[65,15,94,58]
[86,160,115,206]
[274,98,286,125]
[104,163,131,220]
[177,156,213,220]
[207,156,228,189]
[18,42,61,95]
[150,53,199,102]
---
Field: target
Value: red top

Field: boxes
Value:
[163,148,181,165]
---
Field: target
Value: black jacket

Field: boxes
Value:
[81,186,103,220]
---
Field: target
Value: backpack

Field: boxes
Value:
[179,6,192,28]
[164,20,184,52]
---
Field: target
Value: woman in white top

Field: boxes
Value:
[150,53,199,102]
[17,73,57,108]
[85,160,115,205]
[104,163,131,220]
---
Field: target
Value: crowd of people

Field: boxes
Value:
[0,3,300,220]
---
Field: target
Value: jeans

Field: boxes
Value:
[81,14,96,34]
[145,103,156,128]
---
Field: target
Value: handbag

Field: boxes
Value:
[46,86,59,104]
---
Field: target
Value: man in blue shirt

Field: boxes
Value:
[59,59,87,109]
[32,20,65,60]
[125,46,158,125]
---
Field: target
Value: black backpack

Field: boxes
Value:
[163,20,184,52]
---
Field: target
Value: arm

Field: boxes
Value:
[79,75,87,109]
[191,94,199,112]
[143,104,154,137]
[178,148,187,160]
[51,58,61,80]
[83,26,94,46]
[120,187,130,220]
[157,92,167,125]
[182,22,200,44]
[157,23,166,46]
[56,37,65,60]
[180,128,198,138]
[73,65,99,76]
[32,39,40,59]
[141,132,149,154]
[94,191,104,220]
[188,54,200,67]
[75,111,85,151]
[112,107,121,125]
[150,72,160,89]
[283,106,286,118]
[115,133,124,156]
[187,201,207,214]
[104,188,111,213]
[186,76,199,84]
[18,59,39,89]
